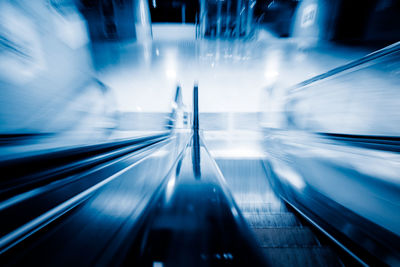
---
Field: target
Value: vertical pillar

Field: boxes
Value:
[182,4,186,24]
[192,83,200,179]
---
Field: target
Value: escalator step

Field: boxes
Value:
[252,227,320,247]
[244,212,301,228]
[262,247,343,267]
[238,202,288,213]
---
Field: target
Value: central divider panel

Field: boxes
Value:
[122,141,267,266]
[119,84,268,266]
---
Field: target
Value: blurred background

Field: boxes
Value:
[0,0,399,266]
[1,0,399,154]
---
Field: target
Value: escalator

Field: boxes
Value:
[1,55,399,265]
[112,83,348,266]
[0,86,191,265]
[1,83,354,267]
[215,158,343,266]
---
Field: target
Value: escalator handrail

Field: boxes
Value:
[0,133,170,185]
[0,137,174,255]
[0,82,190,190]
[0,82,192,254]
[290,41,400,92]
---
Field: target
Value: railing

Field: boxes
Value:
[0,83,190,254]
[276,41,400,138]
[263,42,400,265]
[290,41,400,93]
[0,133,169,199]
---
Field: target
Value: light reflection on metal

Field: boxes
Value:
[165,172,176,203]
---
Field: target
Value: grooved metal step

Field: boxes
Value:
[261,247,343,267]
[244,206,344,266]
[253,227,320,247]
[243,212,301,228]
[238,202,288,213]
[212,156,343,266]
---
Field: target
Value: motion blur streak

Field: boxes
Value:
[0,0,399,266]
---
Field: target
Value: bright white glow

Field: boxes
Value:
[264,70,279,79]
[165,50,177,81]
[210,148,265,159]
[272,160,305,190]
[264,50,282,83]
[165,174,176,203]
[166,68,176,80]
